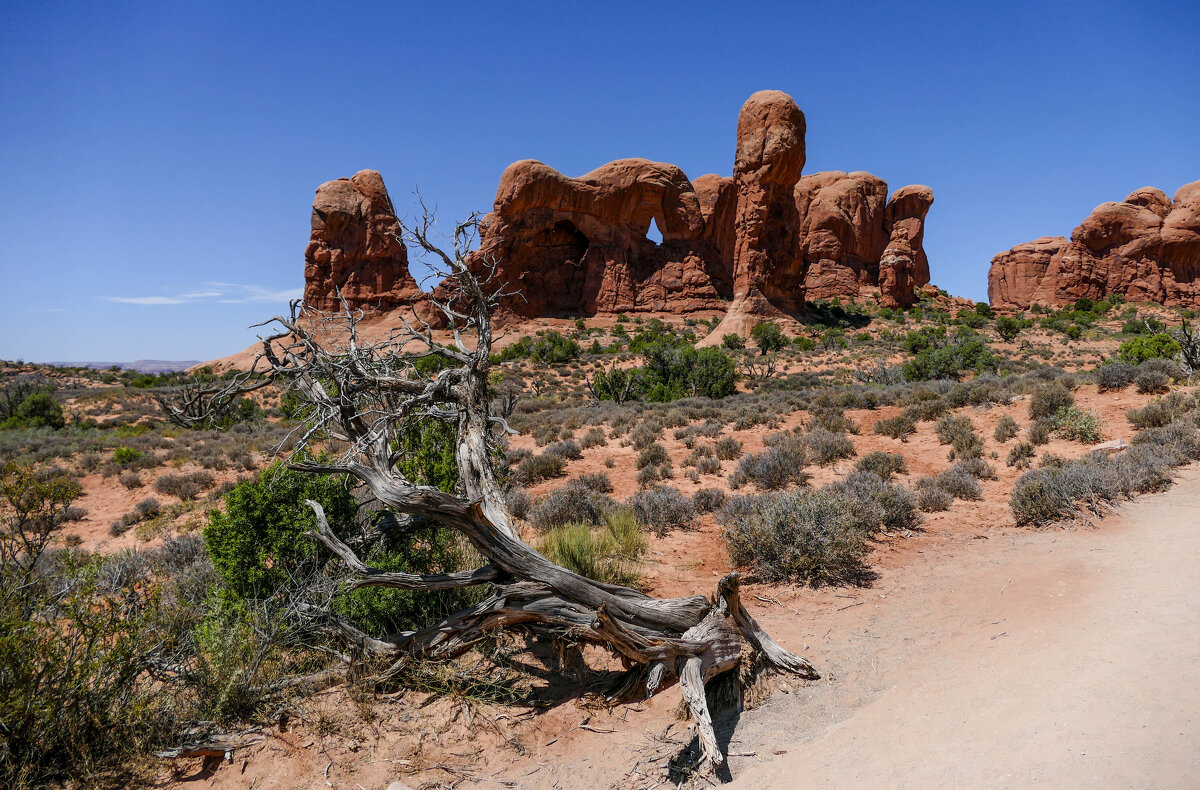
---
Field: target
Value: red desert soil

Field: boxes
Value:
[508,467,1200,790]
[182,463,1200,789]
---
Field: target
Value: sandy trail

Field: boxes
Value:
[724,468,1200,789]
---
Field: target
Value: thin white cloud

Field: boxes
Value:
[103,283,302,306]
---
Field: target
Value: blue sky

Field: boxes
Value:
[1,0,1197,362]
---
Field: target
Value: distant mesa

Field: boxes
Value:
[988,180,1200,309]
[302,90,936,332]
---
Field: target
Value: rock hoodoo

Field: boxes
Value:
[988,180,1200,309]
[303,170,425,313]
[304,92,937,324]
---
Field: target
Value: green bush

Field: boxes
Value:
[903,337,999,381]
[1,393,65,430]
[722,334,745,350]
[204,463,360,600]
[751,322,787,353]
[1054,407,1102,443]
[112,446,144,465]
[1118,333,1180,365]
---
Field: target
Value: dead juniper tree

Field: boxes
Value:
[250,210,818,777]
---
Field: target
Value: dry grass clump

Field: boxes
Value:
[537,510,646,588]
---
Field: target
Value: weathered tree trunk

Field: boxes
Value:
[254,210,818,777]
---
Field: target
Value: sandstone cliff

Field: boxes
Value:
[988,181,1200,309]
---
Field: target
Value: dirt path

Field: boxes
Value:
[722,468,1200,789]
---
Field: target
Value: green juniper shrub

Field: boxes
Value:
[995,316,1025,342]
[1118,333,1180,365]
[751,322,787,354]
[722,334,746,350]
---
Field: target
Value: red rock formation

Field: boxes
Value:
[468,158,732,318]
[878,225,916,309]
[305,93,936,324]
[303,170,424,313]
[988,180,1200,308]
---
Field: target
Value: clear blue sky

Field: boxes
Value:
[2,0,1197,362]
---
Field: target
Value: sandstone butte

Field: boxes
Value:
[988,180,1200,309]
[301,91,936,333]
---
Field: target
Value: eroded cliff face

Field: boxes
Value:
[302,170,425,313]
[304,92,936,323]
[988,181,1200,309]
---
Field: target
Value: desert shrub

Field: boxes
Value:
[854,451,908,480]
[1132,421,1200,465]
[807,407,858,435]
[696,456,722,475]
[1118,333,1180,365]
[575,472,613,493]
[628,486,696,535]
[1134,368,1170,394]
[720,489,874,586]
[903,337,999,381]
[544,439,582,460]
[119,471,144,490]
[636,465,663,488]
[827,471,922,533]
[993,415,1019,442]
[914,485,953,512]
[803,427,855,466]
[1007,441,1035,468]
[537,512,646,588]
[728,436,809,490]
[112,446,143,465]
[713,436,743,460]
[630,422,663,450]
[1095,362,1136,392]
[110,497,163,535]
[1029,382,1074,420]
[505,487,532,519]
[929,469,983,500]
[579,427,608,450]
[636,443,670,469]
[874,415,916,441]
[1027,419,1054,445]
[1054,407,1102,443]
[995,315,1024,341]
[529,480,616,530]
[934,414,982,459]
[513,452,567,485]
[532,423,564,447]
[692,488,727,513]
[950,456,997,480]
[154,470,215,500]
